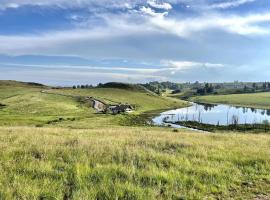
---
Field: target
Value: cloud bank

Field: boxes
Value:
[0,0,270,83]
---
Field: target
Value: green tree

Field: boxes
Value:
[263,82,267,90]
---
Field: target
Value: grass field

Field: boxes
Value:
[190,92,270,109]
[45,87,185,113]
[0,81,187,127]
[0,126,269,199]
[1,81,270,199]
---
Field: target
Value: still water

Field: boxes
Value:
[152,103,270,128]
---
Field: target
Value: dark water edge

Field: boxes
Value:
[172,121,270,133]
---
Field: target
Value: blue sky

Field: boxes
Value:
[0,0,270,85]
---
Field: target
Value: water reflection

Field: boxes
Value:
[153,103,270,126]
[196,103,217,111]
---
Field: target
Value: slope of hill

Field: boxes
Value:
[0,81,187,127]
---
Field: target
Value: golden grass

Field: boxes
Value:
[0,126,269,199]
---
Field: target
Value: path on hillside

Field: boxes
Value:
[40,90,121,105]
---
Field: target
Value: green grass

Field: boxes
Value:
[0,126,269,199]
[46,87,186,113]
[0,81,187,127]
[190,92,270,109]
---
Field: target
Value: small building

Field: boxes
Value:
[93,100,107,113]
[109,104,134,115]
[85,96,134,114]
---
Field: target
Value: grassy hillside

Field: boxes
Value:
[0,80,45,100]
[190,92,270,109]
[0,81,187,127]
[0,126,269,199]
[46,87,185,113]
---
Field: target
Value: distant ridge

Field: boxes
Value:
[99,82,156,94]
[0,80,45,87]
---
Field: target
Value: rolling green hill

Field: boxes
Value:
[190,92,270,109]
[0,81,187,127]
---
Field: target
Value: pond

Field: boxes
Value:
[152,102,270,128]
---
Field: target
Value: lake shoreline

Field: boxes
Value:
[152,101,270,132]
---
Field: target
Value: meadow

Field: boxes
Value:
[0,81,270,199]
[0,126,270,199]
[190,92,270,110]
[0,81,187,128]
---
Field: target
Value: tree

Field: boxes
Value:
[97,83,103,88]
[72,85,76,89]
[172,89,181,94]
[244,85,248,91]
[263,82,267,90]
[204,83,214,94]
[197,88,206,95]
[157,85,161,95]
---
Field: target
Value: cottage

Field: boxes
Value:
[109,104,134,115]
[85,96,134,114]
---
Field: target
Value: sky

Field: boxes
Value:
[0,0,270,85]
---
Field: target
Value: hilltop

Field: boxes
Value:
[0,80,46,87]
[99,82,149,92]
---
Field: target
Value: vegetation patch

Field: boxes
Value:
[175,121,270,133]
[0,103,6,108]
[45,117,76,125]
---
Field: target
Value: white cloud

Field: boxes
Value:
[0,0,270,58]
[0,0,258,12]
[1,11,270,57]
[147,0,172,10]
[5,3,20,9]
[1,58,226,80]
[1,63,161,74]
[209,0,256,9]
[0,0,124,10]
[162,60,225,71]
[1,63,167,85]
[140,6,168,17]
[0,0,181,10]
[1,0,268,38]
[144,12,270,37]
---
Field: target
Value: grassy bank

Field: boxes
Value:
[190,92,270,110]
[0,126,270,199]
[175,121,270,133]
